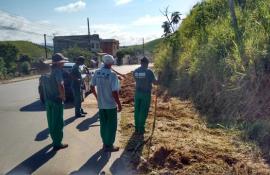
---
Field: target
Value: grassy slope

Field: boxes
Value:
[0,41,52,60]
[122,38,163,53]
[154,0,270,159]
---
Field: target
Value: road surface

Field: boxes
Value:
[0,64,140,175]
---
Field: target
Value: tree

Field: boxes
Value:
[228,0,245,65]
[161,7,182,37]
[0,57,7,79]
[162,21,172,37]
[116,50,126,65]
[0,43,19,73]
[20,61,31,75]
[63,46,93,67]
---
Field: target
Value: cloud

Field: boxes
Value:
[55,0,86,13]
[0,10,66,43]
[132,15,166,26]
[0,10,162,46]
[115,0,132,6]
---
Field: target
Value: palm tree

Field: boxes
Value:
[171,12,182,25]
[161,7,182,37]
[162,21,172,37]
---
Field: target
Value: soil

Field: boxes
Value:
[119,73,270,175]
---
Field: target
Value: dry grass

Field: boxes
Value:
[119,73,270,175]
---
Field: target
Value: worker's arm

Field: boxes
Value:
[90,71,98,101]
[90,85,98,101]
[58,81,66,101]
[111,73,122,112]
[112,91,122,112]
[55,69,66,101]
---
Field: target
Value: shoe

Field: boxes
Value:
[81,109,87,115]
[76,114,86,118]
[104,145,120,152]
[53,143,68,151]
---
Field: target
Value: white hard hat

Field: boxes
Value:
[102,54,115,65]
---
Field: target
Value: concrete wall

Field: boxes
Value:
[53,34,101,53]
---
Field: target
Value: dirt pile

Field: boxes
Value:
[120,72,135,105]
[119,73,270,175]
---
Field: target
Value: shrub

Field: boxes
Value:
[20,61,31,75]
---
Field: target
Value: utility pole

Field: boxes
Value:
[44,34,48,60]
[143,38,145,57]
[87,17,91,52]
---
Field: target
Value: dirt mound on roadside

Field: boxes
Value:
[120,72,135,105]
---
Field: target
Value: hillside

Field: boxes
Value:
[121,38,163,54]
[0,41,52,60]
[154,0,270,160]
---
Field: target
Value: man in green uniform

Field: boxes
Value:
[71,56,87,118]
[42,53,69,151]
[133,57,157,134]
[91,54,122,152]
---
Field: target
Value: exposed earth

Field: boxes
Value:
[119,72,270,175]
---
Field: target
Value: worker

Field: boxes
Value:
[42,53,69,151]
[133,57,158,134]
[91,54,122,152]
[71,56,87,118]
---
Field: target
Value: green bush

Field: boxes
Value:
[20,61,31,75]
[0,57,7,79]
[63,46,93,67]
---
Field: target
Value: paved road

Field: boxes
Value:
[0,65,140,175]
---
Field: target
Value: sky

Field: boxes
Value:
[0,0,201,46]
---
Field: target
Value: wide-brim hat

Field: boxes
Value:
[52,53,69,64]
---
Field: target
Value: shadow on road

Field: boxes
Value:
[70,149,111,175]
[20,100,74,112]
[76,113,99,132]
[35,115,79,141]
[110,132,144,174]
[6,144,56,175]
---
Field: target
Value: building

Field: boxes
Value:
[101,39,119,57]
[53,35,120,57]
[53,34,101,53]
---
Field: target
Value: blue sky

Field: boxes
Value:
[0,0,201,45]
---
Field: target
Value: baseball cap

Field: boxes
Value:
[52,53,68,64]
[141,57,149,64]
[76,56,85,62]
[102,54,115,65]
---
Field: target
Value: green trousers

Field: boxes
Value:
[134,91,151,132]
[45,100,64,147]
[99,108,117,146]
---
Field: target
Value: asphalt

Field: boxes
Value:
[0,65,140,175]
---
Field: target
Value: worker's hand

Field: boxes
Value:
[117,104,122,112]
[60,94,66,102]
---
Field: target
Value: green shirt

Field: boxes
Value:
[71,64,82,88]
[133,66,156,93]
[42,68,64,103]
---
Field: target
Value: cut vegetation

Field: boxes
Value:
[119,73,270,174]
